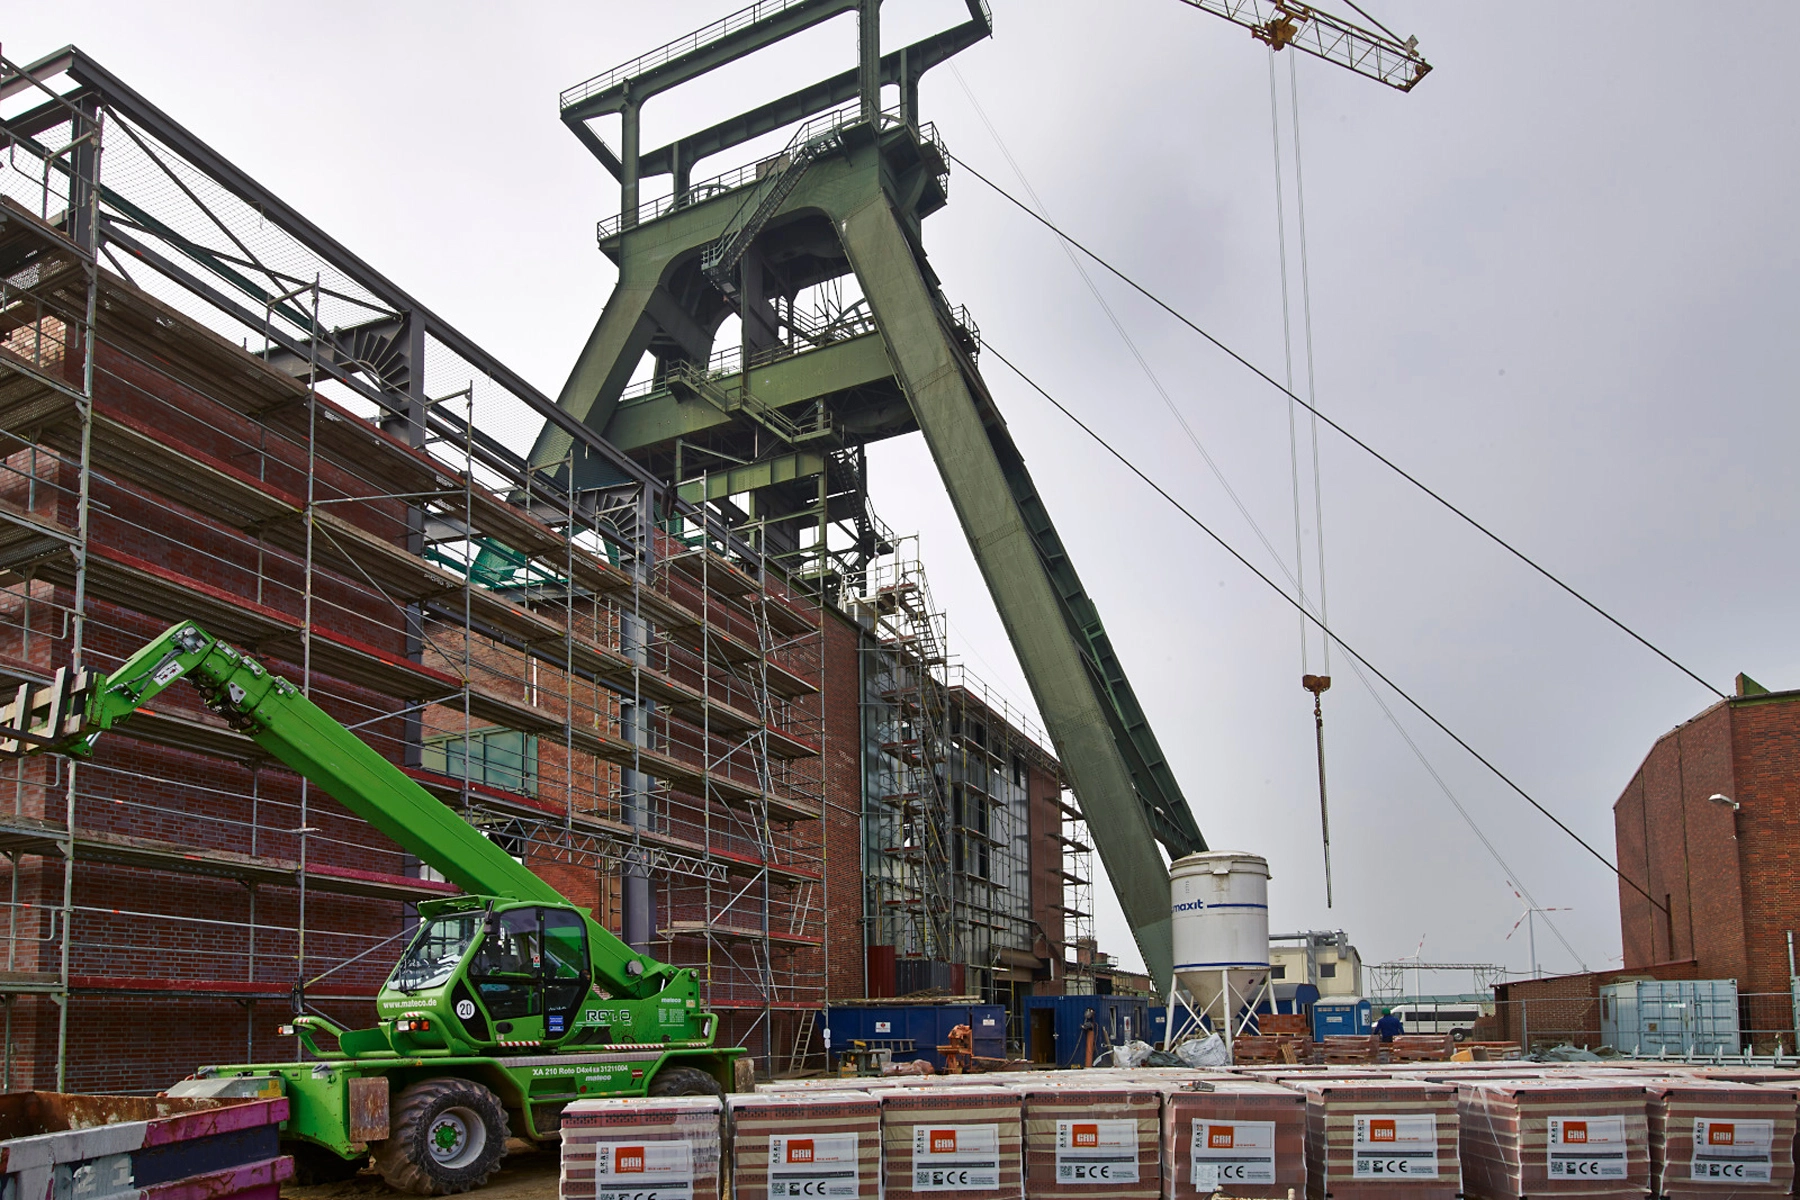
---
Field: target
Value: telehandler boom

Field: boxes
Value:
[7,622,739,1194]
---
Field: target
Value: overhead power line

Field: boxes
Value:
[983,341,1669,918]
[947,149,1727,703]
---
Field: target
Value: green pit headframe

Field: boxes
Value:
[537,0,1206,985]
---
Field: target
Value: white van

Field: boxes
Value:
[1388,1002,1485,1041]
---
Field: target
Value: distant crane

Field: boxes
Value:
[1174,0,1432,91]
[1506,882,1571,979]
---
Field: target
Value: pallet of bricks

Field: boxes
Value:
[1018,1082,1161,1199]
[729,1090,881,1199]
[1320,1035,1380,1066]
[1456,1078,1650,1199]
[1161,1078,1306,1198]
[879,1085,1023,1200]
[1298,1078,1461,1198]
[560,1096,723,1200]
[1642,1077,1798,1198]
[1232,1015,1314,1067]
[1385,1035,1456,1064]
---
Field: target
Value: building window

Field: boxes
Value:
[1270,964,1286,980]
[422,727,539,796]
[1318,962,1337,979]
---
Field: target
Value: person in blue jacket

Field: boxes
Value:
[1374,1007,1405,1043]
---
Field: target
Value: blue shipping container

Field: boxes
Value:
[1312,997,1372,1040]
[1025,995,1150,1068]
[819,1003,1005,1070]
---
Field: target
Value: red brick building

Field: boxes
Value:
[0,48,1091,1094]
[1613,679,1800,1037]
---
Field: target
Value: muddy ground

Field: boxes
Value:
[282,1140,558,1200]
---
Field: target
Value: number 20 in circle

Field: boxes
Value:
[455,998,476,1020]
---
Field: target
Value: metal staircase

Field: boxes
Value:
[702,108,859,296]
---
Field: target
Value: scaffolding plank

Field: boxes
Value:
[403,766,819,887]
[0,495,77,580]
[38,542,300,645]
[0,812,457,902]
[661,920,822,948]
[47,410,301,531]
[262,508,463,607]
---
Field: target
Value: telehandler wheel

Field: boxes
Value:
[375,1077,509,1195]
[287,1142,366,1184]
[647,1065,724,1097]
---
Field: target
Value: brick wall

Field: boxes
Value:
[1614,691,1800,1020]
[820,609,865,1003]
[1491,960,1699,1049]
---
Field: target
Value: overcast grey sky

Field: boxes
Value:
[9,1,1798,986]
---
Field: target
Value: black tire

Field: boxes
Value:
[288,1142,366,1185]
[647,1064,723,1097]
[374,1077,509,1196]
[1453,1028,1468,1043]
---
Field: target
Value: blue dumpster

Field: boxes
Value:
[820,1003,1005,1070]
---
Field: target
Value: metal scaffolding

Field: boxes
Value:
[0,47,826,1091]
[850,543,1080,1010]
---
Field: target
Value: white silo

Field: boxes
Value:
[1169,851,1271,1040]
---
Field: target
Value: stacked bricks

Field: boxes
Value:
[1019,1083,1161,1198]
[1160,1079,1306,1199]
[1644,1079,1798,1197]
[1298,1078,1461,1199]
[1456,1079,1649,1198]
[559,1096,722,1200]
[728,1090,881,1200]
[877,1085,1022,1200]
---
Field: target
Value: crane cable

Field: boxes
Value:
[949,68,1598,951]
[946,65,1298,589]
[982,341,1671,919]
[1269,46,1337,909]
[943,148,1728,704]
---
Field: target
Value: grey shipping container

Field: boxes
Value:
[1599,978,1739,1055]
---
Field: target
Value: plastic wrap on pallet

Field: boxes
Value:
[1456,1078,1649,1199]
[1017,1084,1160,1199]
[559,1096,722,1200]
[1643,1078,1798,1199]
[1299,1078,1461,1199]
[728,1090,880,1200]
[877,1085,1021,1200]
[1159,1079,1306,1199]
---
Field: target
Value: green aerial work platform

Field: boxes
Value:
[531,0,1207,984]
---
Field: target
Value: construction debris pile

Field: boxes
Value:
[558,1060,1800,1200]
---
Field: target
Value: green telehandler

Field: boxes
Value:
[7,622,742,1193]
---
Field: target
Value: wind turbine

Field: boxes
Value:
[1396,935,1427,1006]
[1506,882,1569,979]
